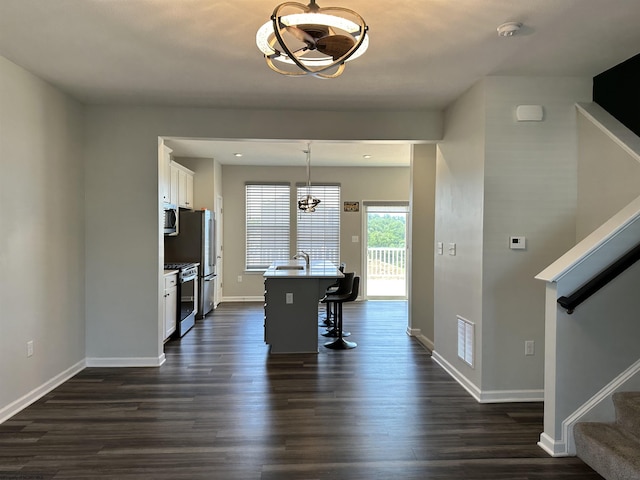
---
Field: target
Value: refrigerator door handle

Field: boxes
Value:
[209,217,215,268]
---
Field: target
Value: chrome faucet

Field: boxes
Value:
[293,250,310,267]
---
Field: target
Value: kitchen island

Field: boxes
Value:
[263,260,343,353]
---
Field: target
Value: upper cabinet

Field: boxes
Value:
[159,142,194,209]
[170,164,179,206]
[171,161,194,210]
[160,145,172,204]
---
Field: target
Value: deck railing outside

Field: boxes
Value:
[367,247,406,297]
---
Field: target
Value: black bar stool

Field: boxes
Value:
[320,272,353,338]
[324,276,359,350]
[320,262,346,327]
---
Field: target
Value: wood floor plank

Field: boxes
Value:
[0,301,603,479]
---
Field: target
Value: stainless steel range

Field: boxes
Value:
[165,262,198,282]
[164,262,199,337]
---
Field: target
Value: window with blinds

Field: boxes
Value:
[245,184,291,270]
[296,184,340,264]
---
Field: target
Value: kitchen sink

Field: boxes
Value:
[275,265,305,271]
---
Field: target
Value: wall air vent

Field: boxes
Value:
[457,316,474,367]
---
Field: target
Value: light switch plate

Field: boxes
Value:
[448,243,456,256]
[525,340,535,356]
[352,235,359,243]
[437,242,443,255]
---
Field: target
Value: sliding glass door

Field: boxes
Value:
[364,203,409,299]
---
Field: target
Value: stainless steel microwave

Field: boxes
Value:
[163,204,179,236]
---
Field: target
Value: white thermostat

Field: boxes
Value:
[509,236,526,250]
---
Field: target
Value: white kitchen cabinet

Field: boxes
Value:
[178,168,194,209]
[160,145,172,204]
[170,161,194,210]
[170,164,179,206]
[163,271,178,340]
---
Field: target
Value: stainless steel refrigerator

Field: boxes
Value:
[164,209,216,318]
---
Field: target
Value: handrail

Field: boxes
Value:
[557,242,640,314]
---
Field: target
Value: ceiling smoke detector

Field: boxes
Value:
[497,22,522,37]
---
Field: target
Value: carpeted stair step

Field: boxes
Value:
[574,421,640,480]
[613,391,640,440]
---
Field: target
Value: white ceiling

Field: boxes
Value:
[1,0,639,165]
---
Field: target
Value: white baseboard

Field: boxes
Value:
[432,350,482,401]
[86,354,165,367]
[538,432,569,457]
[0,359,86,425]
[480,389,544,403]
[221,296,264,303]
[432,350,543,403]
[406,327,420,336]
[406,327,434,352]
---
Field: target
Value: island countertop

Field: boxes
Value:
[263,260,344,279]
[263,259,343,353]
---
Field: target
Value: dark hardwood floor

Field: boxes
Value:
[1,301,602,479]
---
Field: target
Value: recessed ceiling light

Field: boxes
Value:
[497,22,522,37]
[363,154,372,159]
[234,153,243,157]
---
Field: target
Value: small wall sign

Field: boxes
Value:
[343,201,359,212]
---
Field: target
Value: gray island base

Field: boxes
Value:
[263,260,344,353]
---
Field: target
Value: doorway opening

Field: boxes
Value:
[363,203,409,300]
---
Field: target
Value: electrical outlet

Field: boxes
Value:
[237,275,243,283]
[27,340,34,357]
[352,235,359,243]
[285,293,294,304]
[525,340,535,356]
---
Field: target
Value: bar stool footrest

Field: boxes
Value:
[324,338,357,350]
[322,329,350,337]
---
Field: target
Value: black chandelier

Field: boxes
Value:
[298,143,321,212]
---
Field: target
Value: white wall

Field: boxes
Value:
[220,164,411,299]
[83,106,441,365]
[433,77,592,401]
[434,80,487,391]
[0,57,85,420]
[577,112,640,240]
[481,77,591,395]
[409,144,436,347]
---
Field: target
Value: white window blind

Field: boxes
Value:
[296,185,340,264]
[246,184,291,270]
